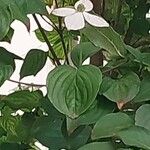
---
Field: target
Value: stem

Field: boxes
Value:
[33,14,61,66]
[54,0,69,64]
[59,31,70,65]
[8,79,46,87]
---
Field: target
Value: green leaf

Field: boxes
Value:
[82,26,127,58]
[118,126,150,150]
[35,29,69,59]
[20,49,47,79]
[78,142,115,150]
[0,7,11,40]
[4,90,43,111]
[47,65,102,119]
[33,118,91,149]
[135,104,150,131]
[92,112,134,139]
[41,97,64,119]
[103,72,140,102]
[0,47,22,68]
[76,96,116,125]
[1,0,46,27]
[133,75,150,102]
[0,65,13,87]
[126,46,150,66]
[71,42,100,66]
[33,118,67,149]
[24,0,47,14]
[66,126,91,149]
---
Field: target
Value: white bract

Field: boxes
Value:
[52,0,109,30]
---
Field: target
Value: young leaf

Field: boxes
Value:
[47,65,102,119]
[92,112,134,139]
[71,42,100,66]
[82,26,127,58]
[20,49,47,79]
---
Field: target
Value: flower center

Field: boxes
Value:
[77,4,85,12]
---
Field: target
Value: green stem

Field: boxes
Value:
[54,0,69,65]
[33,14,61,66]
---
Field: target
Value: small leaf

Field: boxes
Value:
[20,49,47,79]
[47,65,102,119]
[118,126,150,150]
[78,142,115,150]
[71,42,100,66]
[103,72,140,102]
[92,112,134,139]
[4,90,43,111]
[135,104,150,131]
[82,26,127,58]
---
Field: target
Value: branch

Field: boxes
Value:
[33,14,61,66]
[8,79,46,87]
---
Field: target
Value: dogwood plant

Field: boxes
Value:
[51,0,109,30]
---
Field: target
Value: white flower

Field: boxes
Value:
[52,0,109,30]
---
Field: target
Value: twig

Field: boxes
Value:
[8,79,46,87]
[33,14,61,66]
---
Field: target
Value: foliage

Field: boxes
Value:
[0,0,150,149]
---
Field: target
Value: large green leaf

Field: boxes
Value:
[0,65,13,87]
[20,49,47,79]
[118,126,150,150]
[71,42,100,66]
[133,74,150,102]
[103,72,140,102]
[82,26,127,58]
[135,104,150,131]
[4,90,43,111]
[92,112,134,139]
[78,142,115,150]
[47,65,102,119]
